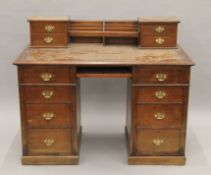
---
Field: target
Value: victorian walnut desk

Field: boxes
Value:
[13,17,194,165]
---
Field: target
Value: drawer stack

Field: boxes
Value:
[18,65,80,164]
[129,65,190,165]
[29,17,69,47]
[140,17,179,48]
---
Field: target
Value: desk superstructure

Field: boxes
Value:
[14,16,194,165]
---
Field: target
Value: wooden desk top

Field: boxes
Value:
[14,44,194,66]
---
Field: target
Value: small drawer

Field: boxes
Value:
[136,104,182,128]
[20,86,75,103]
[136,129,181,155]
[18,66,76,84]
[31,33,68,47]
[25,104,72,128]
[30,22,68,33]
[135,86,184,103]
[133,66,190,84]
[141,23,177,35]
[141,35,176,48]
[27,129,72,155]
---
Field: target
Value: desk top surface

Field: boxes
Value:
[14,44,194,66]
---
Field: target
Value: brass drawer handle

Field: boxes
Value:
[43,37,54,43]
[155,26,165,33]
[42,90,54,99]
[45,25,55,32]
[155,90,166,99]
[42,113,55,120]
[153,139,164,146]
[154,113,165,120]
[155,73,167,82]
[43,138,55,147]
[41,73,53,81]
[155,37,165,45]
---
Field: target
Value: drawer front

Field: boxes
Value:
[31,33,68,46]
[25,104,72,128]
[27,129,72,155]
[135,87,184,103]
[133,66,190,84]
[141,23,177,35]
[30,22,68,33]
[20,86,75,103]
[19,66,76,84]
[136,104,182,128]
[136,129,181,155]
[141,35,176,47]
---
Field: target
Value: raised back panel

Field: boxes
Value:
[70,21,103,31]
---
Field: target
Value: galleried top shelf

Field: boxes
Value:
[28,16,180,48]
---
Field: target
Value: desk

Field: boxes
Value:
[14,43,194,165]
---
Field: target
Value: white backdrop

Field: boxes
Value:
[0,0,211,175]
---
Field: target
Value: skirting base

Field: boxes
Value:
[22,155,79,165]
[128,155,186,165]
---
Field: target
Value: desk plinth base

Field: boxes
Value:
[128,156,186,165]
[22,155,79,165]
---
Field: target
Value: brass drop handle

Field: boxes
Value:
[41,73,53,82]
[42,113,55,120]
[45,25,55,32]
[43,37,54,43]
[43,138,55,147]
[153,139,164,146]
[154,113,165,120]
[155,73,167,82]
[42,90,54,99]
[155,26,165,33]
[155,91,166,99]
[155,37,165,45]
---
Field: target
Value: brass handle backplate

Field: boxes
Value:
[43,37,54,43]
[45,25,55,32]
[155,26,165,33]
[43,138,55,147]
[42,90,54,99]
[153,139,164,146]
[42,113,55,120]
[154,113,165,120]
[155,73,167,82]
[41,73,53,81]
[155,37,165,45]
[155,90,166,99]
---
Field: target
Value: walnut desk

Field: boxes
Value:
[13,16,194,165]
[14,43,194,165]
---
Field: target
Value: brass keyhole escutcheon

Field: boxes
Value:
[43,138,55,147]
[42,90,54,99]
[155,91,166,99]
[43,37,54,43]
[155,73,167,82]
[155,26,165,33]
[154,113,165,120]
[45,25,55,32]
[41,73,53,82]
[153,139,164,146]
[155,37,165,45]
[42,113,55,120]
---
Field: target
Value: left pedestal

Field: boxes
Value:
[17,65,81,165]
